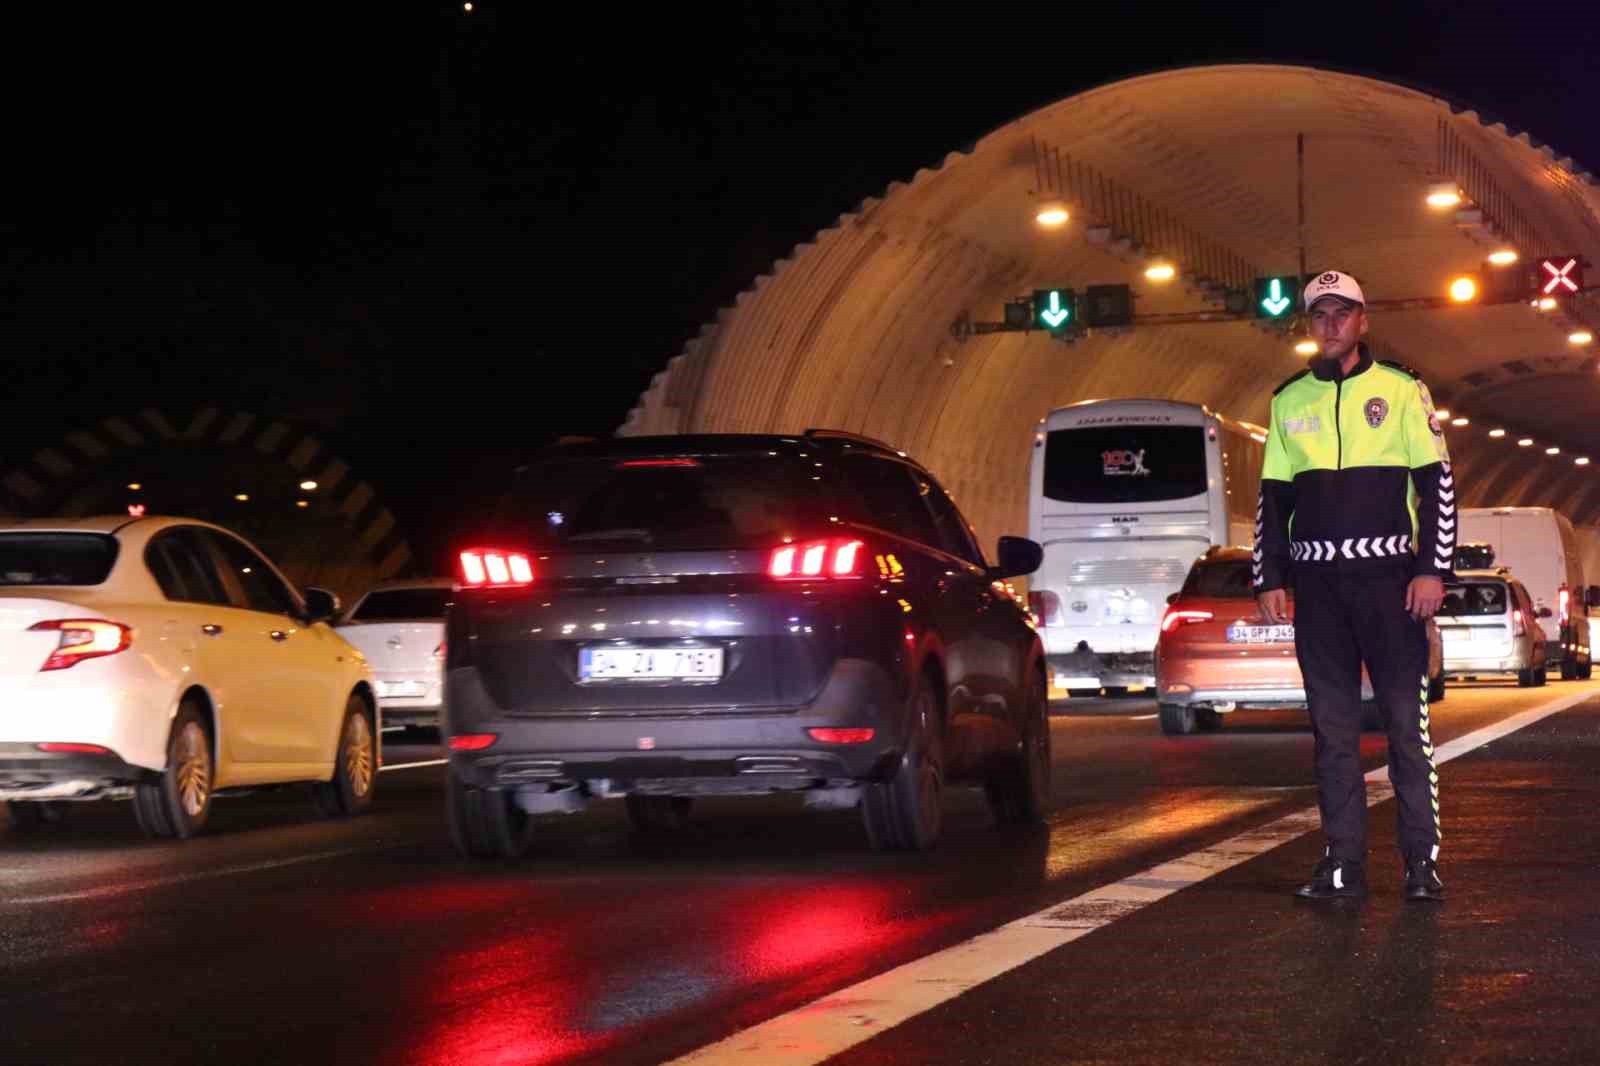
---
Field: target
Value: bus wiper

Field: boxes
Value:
[566,528,655,544]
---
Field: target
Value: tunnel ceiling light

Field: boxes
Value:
[234,493,250,502]
[1546,446,1561,455]
[1488,249,1519,266]
[1577,457,1592,466]
[1034,200,1069,228]
[1536,296,1558,312]
[299,480,319,491]
[1518,438,1535,447]
[296,499,310,508]
[127,482,142,491]
[1144,262,1176,282]
[1451,417,1470,427]
[1294,339,1319,356]
[1569,330,1593,346]
[1426,182,1463,209]
[1489,428,1506,438]
[1434,409,1452,420]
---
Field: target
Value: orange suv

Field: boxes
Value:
[1153,547,1443,735]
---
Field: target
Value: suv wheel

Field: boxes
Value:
[1561,659,1578,681]
[862,675,944,851]
[1158,703,1195,735]
[447,771,532,859]
[985,672,1051,826]
[1579,657,1593,681]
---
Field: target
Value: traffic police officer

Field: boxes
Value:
[1253,270,1451,902]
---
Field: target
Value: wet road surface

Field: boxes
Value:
[3,681,1597,1065]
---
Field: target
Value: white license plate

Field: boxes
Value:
[377,680,428,698]
[1226,624,1295,644]
[580,646,724,681]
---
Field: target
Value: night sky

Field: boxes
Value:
[6,1,1596,561]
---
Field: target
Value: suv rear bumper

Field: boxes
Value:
[445,658,906,794]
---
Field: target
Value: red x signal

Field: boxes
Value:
[1541,256,1582,295]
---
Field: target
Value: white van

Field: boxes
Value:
[1456,507,1598,680]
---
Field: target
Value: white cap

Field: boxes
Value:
[1303,270,1365,309]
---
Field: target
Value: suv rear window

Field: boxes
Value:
[0,533,119,586]
[1441,581,1509,616]
[1180,558,1257,598]
[501,453,836,551]
[348,588,452,621]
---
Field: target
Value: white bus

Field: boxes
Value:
[1026,399,1266,694]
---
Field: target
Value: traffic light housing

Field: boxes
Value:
[1082,284,1133,328]
[1031,289,1076,333]
[1253,275,1301,319]
[1478,261,1535,304]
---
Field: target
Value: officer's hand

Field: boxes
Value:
[1406,576,1445,620]
[1257,589,1288,625]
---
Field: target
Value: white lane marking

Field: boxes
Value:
[9,847,390,906]
[1129,713,1159,720]
[665,689,1597,1066]
[380,758,448,772]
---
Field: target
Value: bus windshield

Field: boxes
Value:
[1043,425,1208,505]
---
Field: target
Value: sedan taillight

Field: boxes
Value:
[28,619,133,672]
[1160,609,1214,634]
[1028,591,1062,627]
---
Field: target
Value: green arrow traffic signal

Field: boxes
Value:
[1032,289,1076,332]
[1252,276,1302,319]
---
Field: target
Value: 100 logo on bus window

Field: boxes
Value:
[1102,449,1150,477]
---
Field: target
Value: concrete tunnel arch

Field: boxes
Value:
[620,63,1600,562]
[0,406,414,601]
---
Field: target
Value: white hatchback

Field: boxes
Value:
[334,579,451,730]
[0,516,379,838]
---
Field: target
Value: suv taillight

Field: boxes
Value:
[1160,608,1214,634]
[28,619,133,672]
[1513,608,1526,637]
[1028,591,1062,626]
[1559,585,1570,627]
[458,548,534,588]
[770,539,865,580]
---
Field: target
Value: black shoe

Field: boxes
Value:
[1404,857,1445,902]
[1295,857,1367,900]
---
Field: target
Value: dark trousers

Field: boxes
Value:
[1293,560,1440,866]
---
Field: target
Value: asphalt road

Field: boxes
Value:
[4,679,1597,1066]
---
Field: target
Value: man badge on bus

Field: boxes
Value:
[1252,269,1452,903]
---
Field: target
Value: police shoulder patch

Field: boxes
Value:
[1272,368,1311,395]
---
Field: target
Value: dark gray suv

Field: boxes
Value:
[443,431,1048,857]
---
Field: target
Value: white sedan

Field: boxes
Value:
[334,578,451,731]
[0,515,378,838]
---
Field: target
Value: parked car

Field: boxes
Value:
[1437,568,1547,686]
[1154,547,1443,735]
[442,431,1048,858]
[335,579,451,731]
[0,516,377,838]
